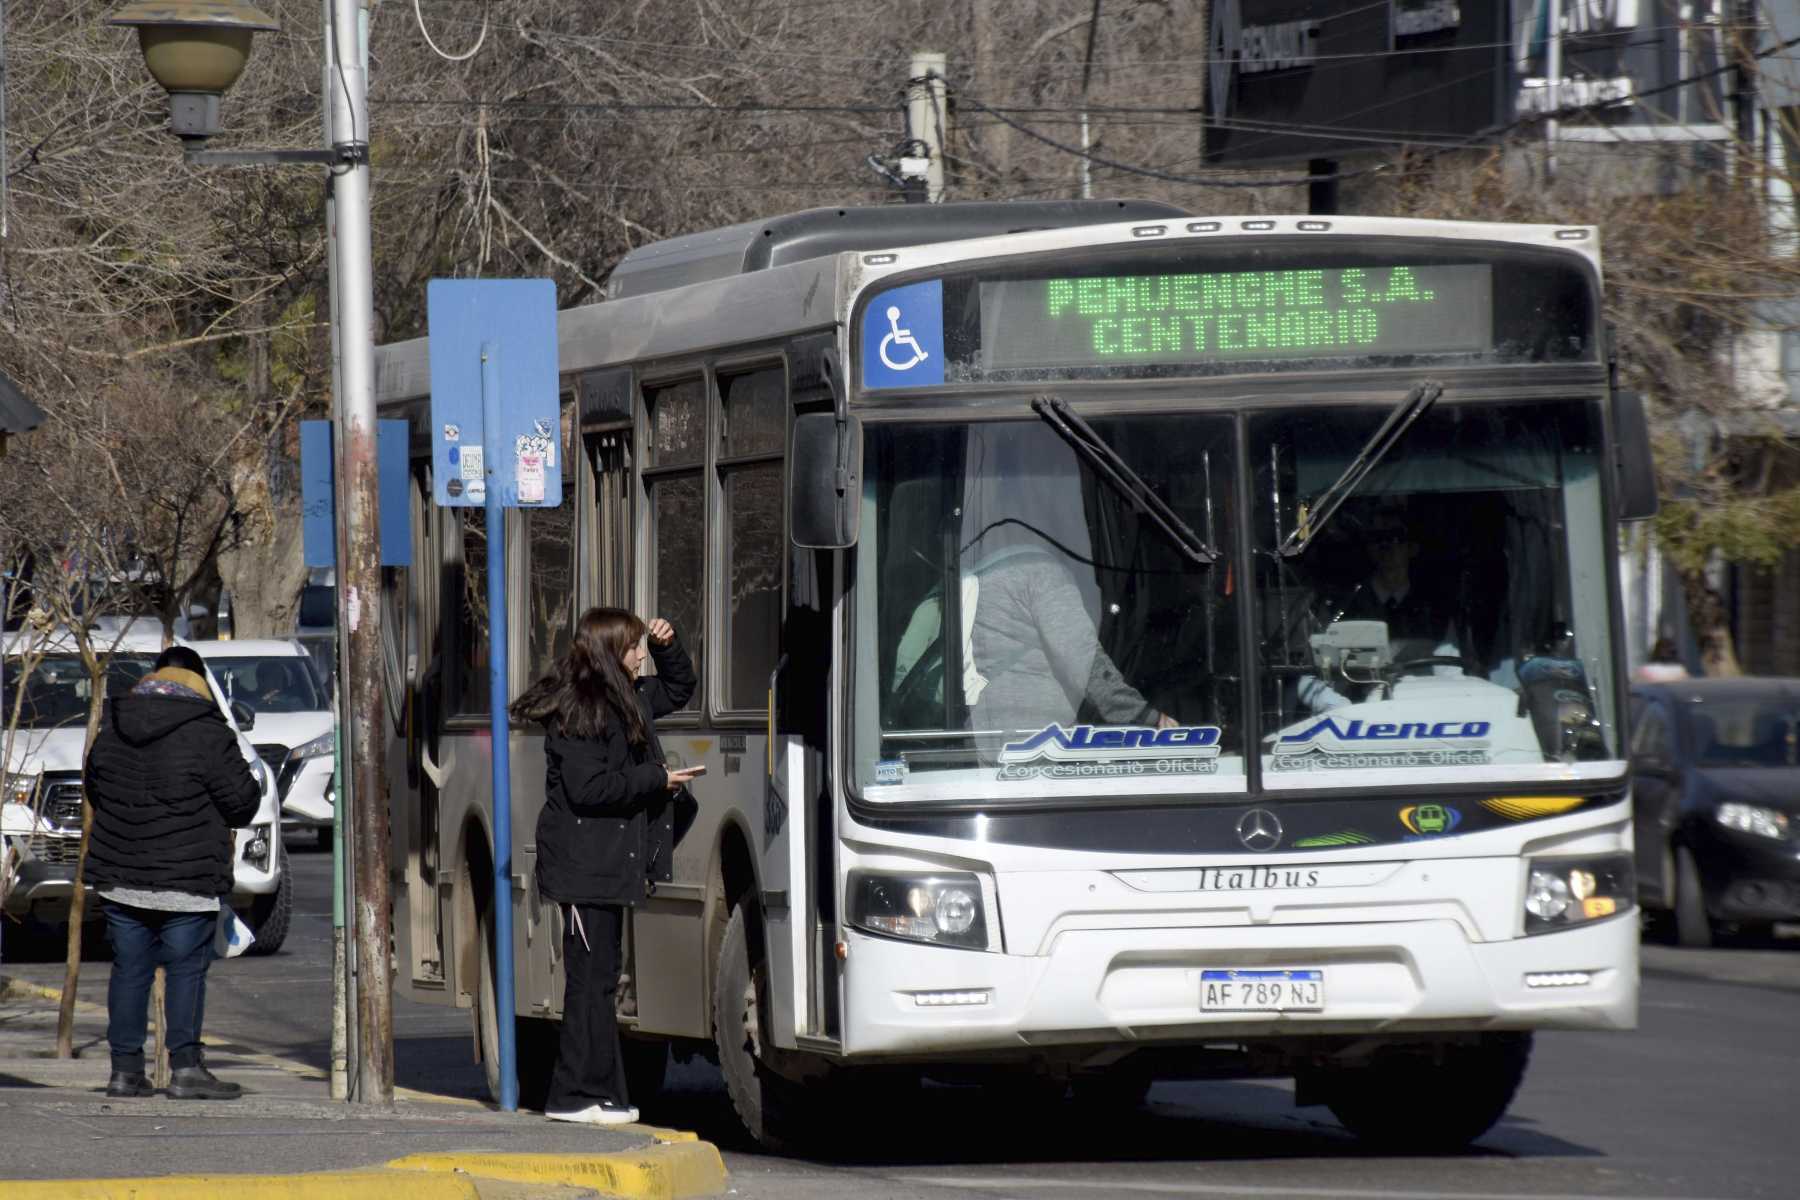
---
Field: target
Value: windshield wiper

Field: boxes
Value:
[1030,394,1217,565]
[1277,379,1443,558]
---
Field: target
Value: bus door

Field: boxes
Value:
[402,458,449,985]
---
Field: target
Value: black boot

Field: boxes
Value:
[167,1064,243,1100]
[105,1071,155,1098]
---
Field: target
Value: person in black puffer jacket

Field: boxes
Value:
[511,607,700,1126]
[84,644,261,1101]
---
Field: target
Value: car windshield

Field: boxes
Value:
[1252,398,1622,787]
[206,656,322,713]
[853,414,1242,801]
[4,656,156,728]
[1688,698,1800,768]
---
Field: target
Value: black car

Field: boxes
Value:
[1628,679,1800,946]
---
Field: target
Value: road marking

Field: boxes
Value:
[890,1176,1741,1200]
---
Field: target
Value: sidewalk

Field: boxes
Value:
[0,976,726,1199]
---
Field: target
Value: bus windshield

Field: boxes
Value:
[854,414,1243,800]
[1254,398,1622,786]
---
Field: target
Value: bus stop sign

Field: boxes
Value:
[426,279,561,508]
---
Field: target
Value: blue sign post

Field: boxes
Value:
[427,278,560,1112]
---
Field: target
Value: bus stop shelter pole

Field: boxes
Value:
[480,342,519,1111]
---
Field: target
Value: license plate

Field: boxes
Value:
[1200,969,1324,1012]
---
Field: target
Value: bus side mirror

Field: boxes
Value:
[789,412,862,549]
[1612,390,1658,521]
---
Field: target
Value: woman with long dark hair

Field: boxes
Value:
[511,606,700,1125]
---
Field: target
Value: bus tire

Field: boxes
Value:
[244,843,291,955]
[1320,1033,1531,1152]
[1673,846,1715,949]
[477,903,557,1109]
[621,1035,668,1109]
[712,903,803,1152]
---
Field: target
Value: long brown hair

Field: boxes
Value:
[509,607,648,743]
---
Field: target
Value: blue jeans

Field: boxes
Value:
[101,901,216,1074]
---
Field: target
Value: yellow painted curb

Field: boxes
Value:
[0,1170,481,1200]
[388,1142,728,1199]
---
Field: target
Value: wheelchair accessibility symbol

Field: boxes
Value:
[879,305,930,372]
[861,279,944,389]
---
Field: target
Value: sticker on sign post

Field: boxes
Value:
[517,451,546,504]
[460,445,484,482]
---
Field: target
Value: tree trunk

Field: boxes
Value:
[57,660,110,1057]
[1678,565,1742,678]
[55,800,91,1058]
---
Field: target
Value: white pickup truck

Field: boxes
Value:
[2,629,290,953]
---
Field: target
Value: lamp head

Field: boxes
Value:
[107,2,280,144]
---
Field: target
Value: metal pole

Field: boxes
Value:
[908,52,947,202]
[328,0,393,1105]
[320,0,354,1105]
[480,343,519,1112]
[1546,0,1562,180]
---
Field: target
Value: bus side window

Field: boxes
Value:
[645,379,706,711]
[449,508,491,716]
[524,395,578,683]
[718,367,786,713]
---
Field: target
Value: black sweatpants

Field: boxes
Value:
[545,902,629,1111]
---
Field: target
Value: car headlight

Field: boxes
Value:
[849,870,994,951]
[1715,802,1790,840]
[293,729,336,760]
[1524,854,1633,934]
[244,824,272,870]
[3,772,39,807]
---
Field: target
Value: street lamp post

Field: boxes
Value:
[107,0,394,1105]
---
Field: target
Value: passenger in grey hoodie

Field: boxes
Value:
[960,423,1173,742]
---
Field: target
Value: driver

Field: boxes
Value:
[1299,506,1462,713]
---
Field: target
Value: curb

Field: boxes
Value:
[388,1141,729,1198]
[0,1142,729,1200]
[0,1171,483,1200]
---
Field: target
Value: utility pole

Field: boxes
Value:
[1079,0,1102,200]
[907,52,948,202]
[1545,0,1563,180]
[327,0,394,1106]
[321,0,355,1104]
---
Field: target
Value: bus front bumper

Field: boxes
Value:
[840,913,1637,1058]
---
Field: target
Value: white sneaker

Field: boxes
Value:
[546,1101,639,1125]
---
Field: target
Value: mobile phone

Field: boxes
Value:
[682,763,708,776]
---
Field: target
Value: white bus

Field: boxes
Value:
[372,203,1653,1151]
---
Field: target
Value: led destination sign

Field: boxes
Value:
[978,263,1493,370]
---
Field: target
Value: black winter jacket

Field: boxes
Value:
[534,637,696,906]
[84,693,262,896]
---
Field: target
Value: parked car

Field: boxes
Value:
[188,640,336,850]
[1,629,291,953]
[1628,678,1800,947]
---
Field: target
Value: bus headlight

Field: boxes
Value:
[849,871,993,951]
[1524,854,1632,934]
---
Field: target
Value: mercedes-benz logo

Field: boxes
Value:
[1236,808,1283,852]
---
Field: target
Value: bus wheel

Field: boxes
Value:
[1318,1033,1531,1153]
[712,904,803,1152]
[477,904,557,1109]
[621,1036,668,1109]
